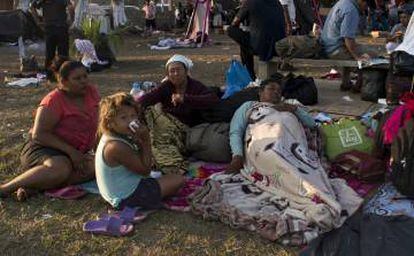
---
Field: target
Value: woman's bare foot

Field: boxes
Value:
[15,187,38,202]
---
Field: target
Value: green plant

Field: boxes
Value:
[80,18,123,52]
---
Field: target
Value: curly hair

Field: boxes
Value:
[97,92,139,138]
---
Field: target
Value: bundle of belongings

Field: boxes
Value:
[74,39,111,72]
[275,34,321,59]
[301,93,414,255]
[149,38,197,50]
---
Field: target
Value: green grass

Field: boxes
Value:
[0,191,296,255]
[0,119,297,255]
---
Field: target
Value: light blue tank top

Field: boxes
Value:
[95,134,142,208]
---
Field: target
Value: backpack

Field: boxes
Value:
[186,122,232,163]
[361,69,387,102]
[391,118,414,197]
[392,51,414,76]
[282,73,318,105]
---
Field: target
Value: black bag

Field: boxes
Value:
[391,118,414,197]
[186,122,232,163]
[201,87,259,123]
[386,72,414,105]
[392,51,414,76]
[361,69,387,102]
[282,73,318,105]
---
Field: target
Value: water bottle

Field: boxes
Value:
[130,81,143,101]
[142,81,156,92]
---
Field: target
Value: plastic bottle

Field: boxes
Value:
[130,81,143,101]
[142,81,157,92]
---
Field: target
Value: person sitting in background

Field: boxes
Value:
[321,0,379,91]
[386,8,412,53]
[138,54,219,127]
[0,61,99,200]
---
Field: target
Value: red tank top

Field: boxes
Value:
[38,85,100,153]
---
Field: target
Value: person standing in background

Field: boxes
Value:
[142,0,157,33]
[31,0,73,70]
[227,0,286,80]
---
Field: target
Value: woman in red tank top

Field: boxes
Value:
[0,61,100,200]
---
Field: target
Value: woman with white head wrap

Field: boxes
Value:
[137,54,219,174]
[139,54,217,126]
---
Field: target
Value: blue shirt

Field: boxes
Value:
[95,134,143,208]
[229,101,317,157]
[321,0,361,55]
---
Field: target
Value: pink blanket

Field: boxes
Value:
[163,162,228,211]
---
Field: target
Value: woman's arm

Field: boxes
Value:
[183,91,219,109]
[138,84,169,108]
[294,107,317,129]
[32,106,86,169]
[227,102,252,173]
[181,80,219,109]
[274,103,316,129]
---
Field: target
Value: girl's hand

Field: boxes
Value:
[133,125,151,145]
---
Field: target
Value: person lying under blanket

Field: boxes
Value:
[190,78,363,244]
[227,77,317,173]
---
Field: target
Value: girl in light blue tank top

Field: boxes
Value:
[96,93,184,209]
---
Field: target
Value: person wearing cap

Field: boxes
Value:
[137,55,219,174]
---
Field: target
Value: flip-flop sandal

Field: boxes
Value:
[83,217,134,237]
[45,186,87,200]
[163,198,191,212]
[99,207,148,224]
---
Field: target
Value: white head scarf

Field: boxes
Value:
[165,54,194,71]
